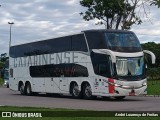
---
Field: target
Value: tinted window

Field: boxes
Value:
[30,64,88,77]
[50,36,71,53]
[116,57,146,81]
[71,34,88,52]
[91,52,113,77]
[4,70,9,79]
[104,32,142,52]
[85,32,105,49]
[10,69,13,78]
[10,36,72,58]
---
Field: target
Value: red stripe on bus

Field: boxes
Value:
[108,78,115,94]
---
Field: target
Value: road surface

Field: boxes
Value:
[0,87,160,111]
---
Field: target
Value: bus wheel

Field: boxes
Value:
[20,84,25,95]
[25,83,32,96]
[114,96,126,100]
[83,83,93,99]
[71,83,82,98]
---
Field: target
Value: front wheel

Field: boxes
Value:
[82,83,93,99]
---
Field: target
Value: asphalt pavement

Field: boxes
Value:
[0,87,160,111]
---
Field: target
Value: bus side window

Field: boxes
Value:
[10,69,13,78]
[91,52,112,78]
[71,34,88,52]
[85,32,105,49]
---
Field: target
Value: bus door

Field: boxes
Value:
[9,68,18,90]
[45,77,60,93]
[59,75,68,94]
[33,78,45,92]
[44,77,54,93]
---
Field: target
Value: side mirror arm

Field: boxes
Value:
[143,50,156,64]
[99,49,116,63]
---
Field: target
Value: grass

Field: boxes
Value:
[0,106,159,120]
[0,78,4,86]
[0,80,159,120]
[147,80,160,95]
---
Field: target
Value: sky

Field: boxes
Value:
[0,0,160,55]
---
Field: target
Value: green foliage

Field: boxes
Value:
[0,53,8,63]
[0,61,4,69]
[0,78,4,86]
[0,62,4,78]
[142,42,160,82]
[80,0,142,30]
[0,106,160,120]
[147,79,160,95]
[147,68,160,80]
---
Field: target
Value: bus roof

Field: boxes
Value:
[82,29,134,33]
[11,29,134,47]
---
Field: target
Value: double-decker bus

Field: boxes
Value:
[9,29,156,100]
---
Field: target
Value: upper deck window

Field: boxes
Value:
[85,31,105,49]
[85,30,142,52]
[104,32,142,52]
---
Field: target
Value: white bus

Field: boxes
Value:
[9,29,156,100]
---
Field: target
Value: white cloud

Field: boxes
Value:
[66,0,77,5]
[0,0,160,54]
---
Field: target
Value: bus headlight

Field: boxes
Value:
[115,84,121,87]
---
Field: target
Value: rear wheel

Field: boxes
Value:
[20,83,25,95]
[82,83,93,99]
[25,83,32,96]
[71,83,82,98]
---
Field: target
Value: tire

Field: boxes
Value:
[71,83,82,99]
[25,83,32,96]
[20,83,26,95]
[114,96,126,100]
[82,83,93,99]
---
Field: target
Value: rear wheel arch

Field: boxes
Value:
[18,81,26,95]
[25,81,32,96]
[81,81,93,99]
[25,81,31,87]
[70,81,79,93]
[18,81,24,91]
[70,81,82,98]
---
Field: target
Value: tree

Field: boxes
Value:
[150,0,160,7]
[142,42,160,81]
[0,53,7,62]
[80,0,144,30]
[80,0,160,30]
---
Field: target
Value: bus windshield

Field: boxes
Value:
[116,57,145,81]
[104,32,142,52]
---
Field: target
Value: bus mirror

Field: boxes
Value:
[143,50,156,64]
